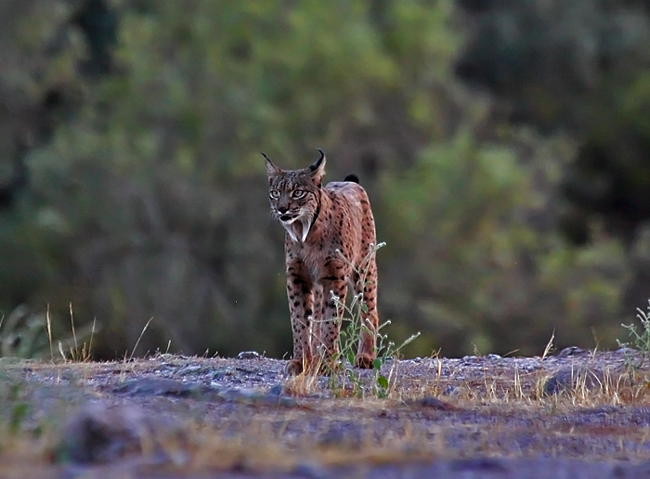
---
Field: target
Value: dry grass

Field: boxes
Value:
[284,344,650,411]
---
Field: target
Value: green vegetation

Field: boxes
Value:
[323,242,420,398]
[619,300,650,354]
[0,0,649,360]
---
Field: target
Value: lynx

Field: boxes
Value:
[264,149,379,375]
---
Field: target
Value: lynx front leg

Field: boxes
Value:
[286,266,315,375]
[317,276,348,366]
[353,258,379,369]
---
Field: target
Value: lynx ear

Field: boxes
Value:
[308,148,326,182]
[262,152,281,176]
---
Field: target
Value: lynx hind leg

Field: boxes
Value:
[286,272,315,375]
[354,258,379,369]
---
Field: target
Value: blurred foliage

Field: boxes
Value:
[455,0,650,289]
[0,0,646,359]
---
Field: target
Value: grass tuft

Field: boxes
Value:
[619,299,650,353]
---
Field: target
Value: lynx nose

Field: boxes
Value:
[278,206,289,214]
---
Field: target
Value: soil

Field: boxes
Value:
[1,348,650,478]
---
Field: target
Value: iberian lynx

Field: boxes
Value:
[264,149,379,375]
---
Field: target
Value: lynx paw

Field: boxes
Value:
[354,353,375,369]
[285,359,304,376]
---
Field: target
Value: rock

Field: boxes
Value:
[237,351,261,359]
[58,402,183,464]
[113,377,207,397]
[543,368,604,395]
[216,386,298,406]
[177,364,210,375]
[412,396,454,410]
[442,385,461,397]
[318,421,364,448]
[616,346,636,355]
[557,346,589,358]
[450,457,508,473]
[268,383,285,396]
[461,355,480,362]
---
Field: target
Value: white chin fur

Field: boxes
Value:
[282,216,313,243]
[281,215,300,225]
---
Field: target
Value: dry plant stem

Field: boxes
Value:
[88,317,97,359]
[46,304,53,361]
[130,317,154,361]
[541,330,555,360]
[69,303,78,356]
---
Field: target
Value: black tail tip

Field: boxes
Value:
[343,173,360,183]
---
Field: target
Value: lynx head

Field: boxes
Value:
[263,149,326,243]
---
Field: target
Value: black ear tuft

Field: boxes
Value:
[343,174,360,184]
[263,152,282,176]
[308,148,326,172]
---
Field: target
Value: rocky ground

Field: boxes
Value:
[1,348,650,478]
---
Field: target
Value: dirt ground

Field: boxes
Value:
[1,348,650,478]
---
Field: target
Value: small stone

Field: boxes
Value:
[237,351,261,360]
[217,387,251,401]
[557,346,588,358]
[177,364,204,374]
[617,347,636,355]
[268,383,285,396]
[442,385,460,397]
[486,353,502,360]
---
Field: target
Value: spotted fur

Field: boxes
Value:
[264,149,379,375]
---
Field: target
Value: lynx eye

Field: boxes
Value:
[292,189,306,199]
[269,189,280,199]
